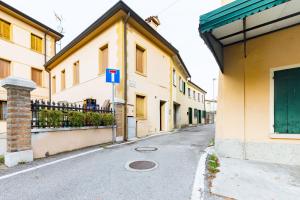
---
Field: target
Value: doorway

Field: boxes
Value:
[188,107,193,124]
[173,103,180,129]
[160,101,166,131]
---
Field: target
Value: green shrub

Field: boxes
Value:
[68,111,85,127]
[39,109,63,128]
[101,113,114,126]
[85,112,101,126]
[208,154,220,174]
[0,155,4,164]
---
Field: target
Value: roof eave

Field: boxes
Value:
[45,1,186,70]
[0,1,63,40]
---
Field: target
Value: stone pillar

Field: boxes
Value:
[114,102,125,141]
[0,77,36,167]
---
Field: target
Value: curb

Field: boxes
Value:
[191,146,214,200]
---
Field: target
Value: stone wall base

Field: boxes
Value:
[5,150,33,167]
[215,139,300,166]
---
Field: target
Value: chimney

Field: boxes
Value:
[145,16,160,30]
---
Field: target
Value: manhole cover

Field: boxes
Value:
[126,160,158,171]
[135,147,158,152]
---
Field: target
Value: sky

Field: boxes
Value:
[3,0,221,100]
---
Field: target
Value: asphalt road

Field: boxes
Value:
[0,125,214,200]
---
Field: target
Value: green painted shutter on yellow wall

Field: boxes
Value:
[274,67,300,134]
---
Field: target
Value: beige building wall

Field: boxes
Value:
[49,14,206,138]
[171,59,206,128]
[0,9,58,139]
[0,10,56,101]
[126,23,172,137]
[51,22,121,105]
[216,25,300,165]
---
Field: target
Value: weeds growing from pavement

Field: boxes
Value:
[0,155,4,164]
[208,154,220,173]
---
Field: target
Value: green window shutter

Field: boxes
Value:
[274,67,300,134]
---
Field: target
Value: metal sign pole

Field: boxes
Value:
[112,82,116,143]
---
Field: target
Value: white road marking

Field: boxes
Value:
[0,131,175,181]
[0,148,104,180]
[191,147,209,200]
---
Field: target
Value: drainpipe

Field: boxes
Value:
[123,12,130,141]
[44,31,52,102]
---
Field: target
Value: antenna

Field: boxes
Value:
[54,11,64,51]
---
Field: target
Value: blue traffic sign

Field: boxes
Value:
[106,68,120,84]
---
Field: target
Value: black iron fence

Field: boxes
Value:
[31,100,113,128]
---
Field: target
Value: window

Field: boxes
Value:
[31,68,42,86]
[136,95,146,119]
[73,61,79,85]
[99,44,108,74]
[198,93,200,102]
[173,69,176,86]
[188,88,191,97]
[31,34,42,53]
[0,101,7,120]
[179,77,182,92]
[183,82,186,95]
[0,19,10,40]
[274,67,300,134]
[0,58,10,79]
[52,76,56,94]
[136,45,145,74]
[193,91,196,100]
[61,70,66,90]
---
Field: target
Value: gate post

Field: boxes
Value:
[0,77,36,167]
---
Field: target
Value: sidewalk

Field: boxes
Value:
[210,157,300,200]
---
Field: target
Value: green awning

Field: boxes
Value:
[199,0,289,33]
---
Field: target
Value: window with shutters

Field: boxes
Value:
[73,61,79,85]
[136,94,146,119]
[136,45,146,75]
[0,58,10,79]
[61,70,66,90]
[188,88,191,97]
[99,44,108,74]
[173,69,176,86]
[52,76,56,94]
[31,68,42,86]
[0,19,10,40]
[193,91,196,100]
[274,67,300,134]
[179,77,182,92]
[31,34,43,53]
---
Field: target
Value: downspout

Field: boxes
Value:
[123,12,130,141]
[44,31,51,102]
[242,17,247,160]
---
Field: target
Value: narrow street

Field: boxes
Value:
[0,125,214,200]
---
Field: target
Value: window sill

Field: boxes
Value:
[270,133,300,140]
[135,71,147,77]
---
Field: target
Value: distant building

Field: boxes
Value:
[205,100,217,124]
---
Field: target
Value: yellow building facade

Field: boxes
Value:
[0,2,62,134]
[45,2,206,140]
[200,0,300,165]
